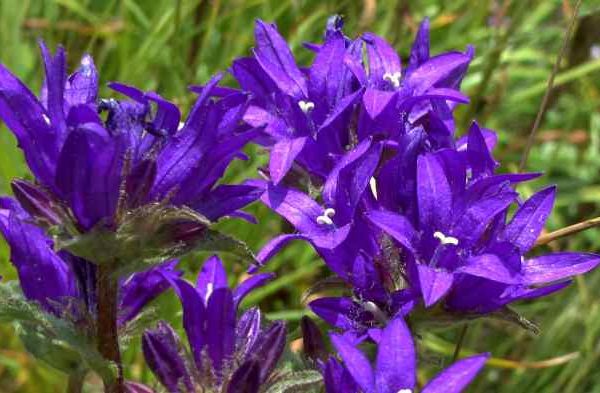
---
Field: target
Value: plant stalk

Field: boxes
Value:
[97,265,124,393]
[66,371,86,393]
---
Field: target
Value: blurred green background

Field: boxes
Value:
[1,0,600,392]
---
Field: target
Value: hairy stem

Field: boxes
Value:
[97,265,124,393]
[66,371,86,393]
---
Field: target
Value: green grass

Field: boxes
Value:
[1,0,600,391]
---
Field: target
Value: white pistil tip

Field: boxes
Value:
[434,231,459,246]
[42,113,51,125]
[397,390,412,393]
[383,71,401,88]
[298,100,315,113]
[324,208,336,218]
[316,215,334,225]
[370,177,378,199]
[178,121,185,131]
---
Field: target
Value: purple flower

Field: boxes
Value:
[0,197,180,324]
[0,44,259,234]
[233,17,364,183]
[326,316,489,393]
[143,256,283,392]
[367,141,600,312]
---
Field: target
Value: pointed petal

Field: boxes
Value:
[418,264,454,307]
[406,52,471,93]
[253,234,308,272]
[375,316,416,392]
[501,186,555,252]
[362,88,395,119]
[408,18,430,70]
[227,360,261,393]
[167,278,206,367]
[248,321,287,383]
[270,136,308,184]
[309,297,357,330]
[467,121,497,178]
[194,184,263,222]
[260,184,351,249]
[457,254,522,284]
[422,353,489,393]
[196,255,228,303]
[365,209,417,251]
[323,138,382,221]
[254,20,307,98]
[55,124,126,229]
[236,307,262,357]
[522,253,600,285]
[362,32,401,85]
[206,287,236,374]
[417,153,452,229]
[323,358,360,393]
[233,273,275,308]
[142,321,193,392]
[65,54,98,107]
[39,42,67,132]
[330,333,375,393]
[119,261,182,324]
[0,206,77,314]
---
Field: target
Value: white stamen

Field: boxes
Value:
[177,121,185,131]
[316,215,334,226]
[317,207,336,225]
[383,71,402,88]
[434,231,459,246]
[42,114,51,125]
[206,283,214,299]
[298,100,315,114]
[370,177,378,199]
[397,390,412,393]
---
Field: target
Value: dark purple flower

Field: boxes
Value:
[0,45,259,234]
[327,316,489,393]
[143,256,282,392]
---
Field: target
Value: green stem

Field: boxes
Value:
[97,265,124,393]
[452,325,469,362]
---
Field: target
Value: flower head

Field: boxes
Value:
[143,256,283,393]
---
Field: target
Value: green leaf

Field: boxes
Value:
[264,370,323,393]
[57,203,256,276]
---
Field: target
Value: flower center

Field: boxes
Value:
[298,100,315,114]
[383,71,402,88]
[316,207,335,225]
[433,231,459,246]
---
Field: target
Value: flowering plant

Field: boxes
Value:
[0,13,597,393]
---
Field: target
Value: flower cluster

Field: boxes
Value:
[0,14,598,393]
[240,16,600,391]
